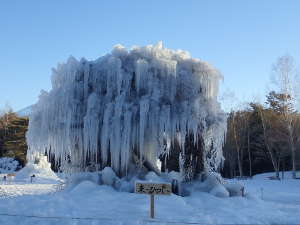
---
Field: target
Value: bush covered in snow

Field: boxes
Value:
[0,157,20,173]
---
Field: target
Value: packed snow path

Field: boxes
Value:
[0,172,300,225]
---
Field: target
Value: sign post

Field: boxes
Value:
[150,194,154,218]
[135,182,171,219]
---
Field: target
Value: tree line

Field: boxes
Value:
[0,110,28,166]
[222,55,300,179]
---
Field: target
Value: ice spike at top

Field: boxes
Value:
[26,42,227,176]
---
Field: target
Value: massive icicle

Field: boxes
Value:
[26,42,226,177]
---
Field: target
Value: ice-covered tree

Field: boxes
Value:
[26,42,226,180]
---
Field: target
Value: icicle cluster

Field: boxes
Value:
[26,42,226,176]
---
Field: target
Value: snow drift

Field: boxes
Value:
[26,42,226,179]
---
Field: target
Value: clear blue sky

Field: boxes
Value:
[0,0,299,111]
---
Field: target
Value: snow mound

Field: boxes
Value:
[15,153,61,183]
[190,172,244,197]
[62,167,241,198]
[0,157,20,173]
[210,184,229,197]
[65,172,100,186]
[100,167,119,186]
[194,172,225,192]
[252,171,299,180]
[224,182,244,197]
[69,180,100,194]
[145,171,164,182]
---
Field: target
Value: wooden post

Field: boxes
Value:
[150,194,154,218]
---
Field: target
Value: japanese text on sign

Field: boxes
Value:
[135,182,171,195]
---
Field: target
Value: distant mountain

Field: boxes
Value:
[17,105,33,117]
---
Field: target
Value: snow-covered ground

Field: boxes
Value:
[0,183,60,198]
[0,171,299,225]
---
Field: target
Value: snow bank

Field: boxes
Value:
[65,168,172,193]
[69,180,102,195]
[252,170,299,180]
[64,167,240,198]
[186,172,244,197]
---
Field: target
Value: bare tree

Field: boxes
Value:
[258,105,281,178]
[271,55,299,178]
[232,110,250,177]
[244,109,252,177]
[220,90,253,177]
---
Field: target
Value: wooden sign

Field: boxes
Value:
[135,182,172,218]
[135,182,172,195]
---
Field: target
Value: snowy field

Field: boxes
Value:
[0,172,299,225]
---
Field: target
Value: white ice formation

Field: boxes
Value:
[26,42,226,178]
[16,152,61,182]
